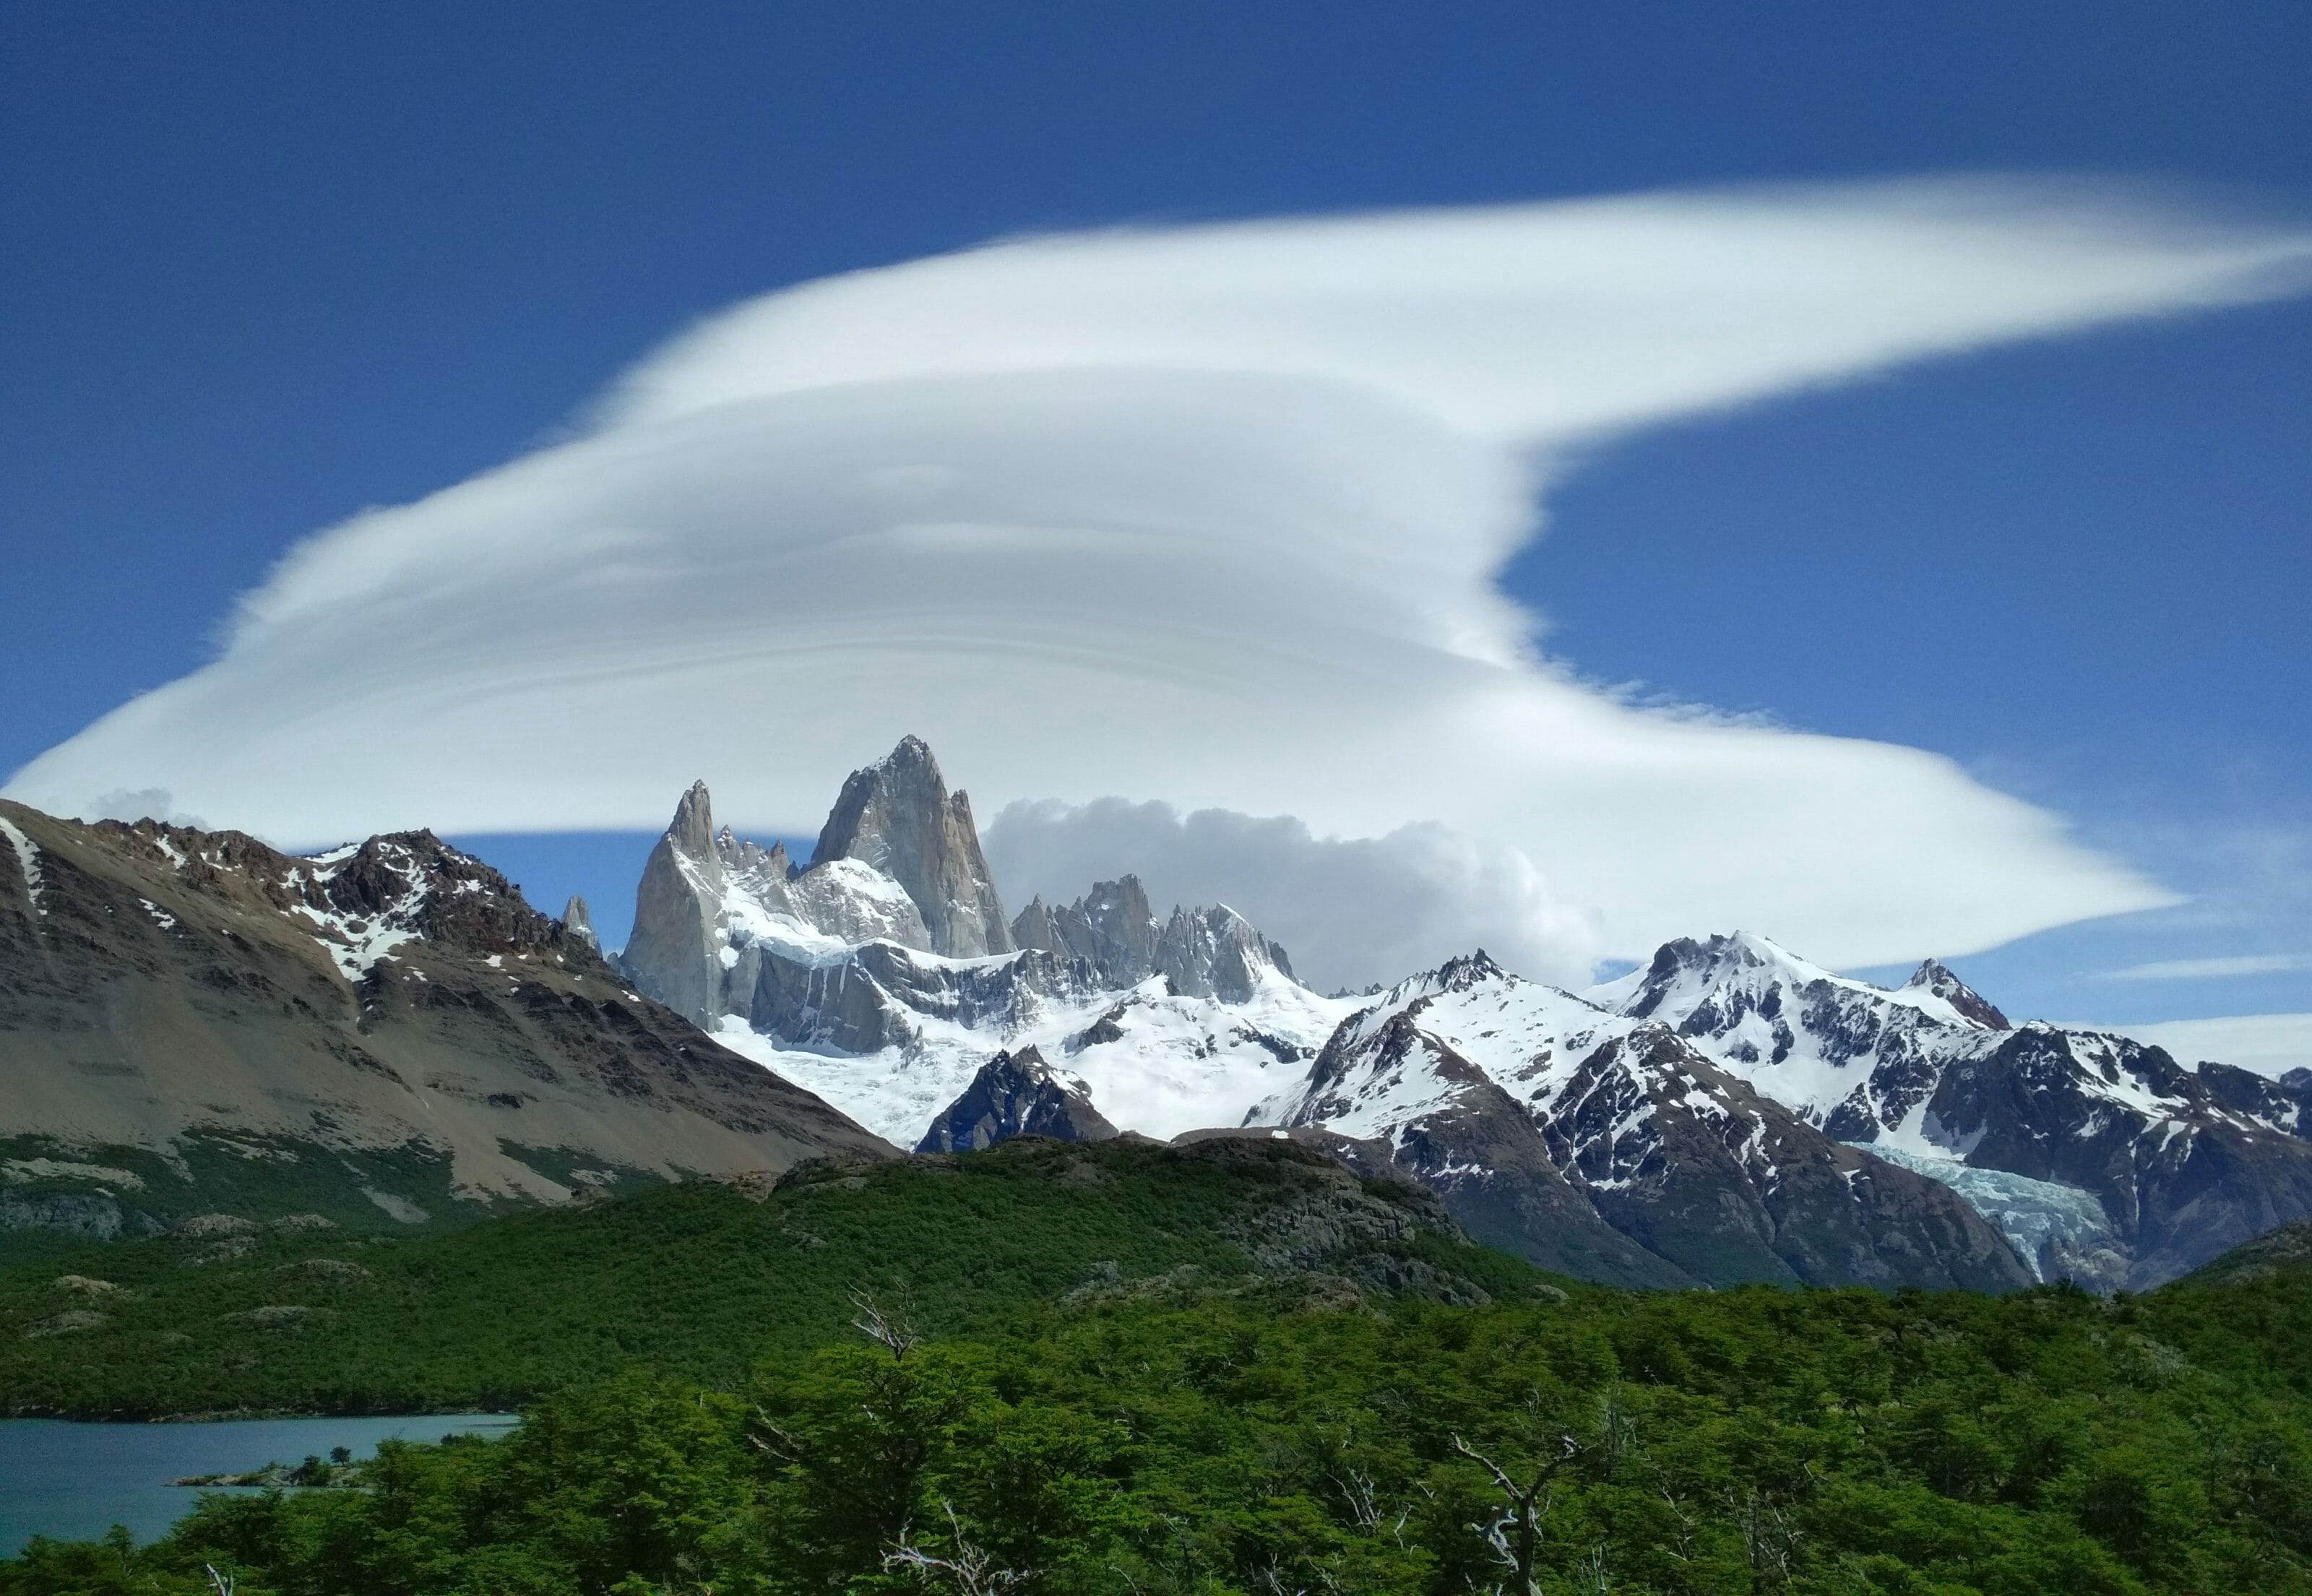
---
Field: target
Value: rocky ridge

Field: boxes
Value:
[1266,952,2030,1290]
[0,798,889,1239]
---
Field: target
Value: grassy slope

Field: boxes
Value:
[0,1136,1549,1417]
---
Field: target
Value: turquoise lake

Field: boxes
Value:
[0,1414,519,1554]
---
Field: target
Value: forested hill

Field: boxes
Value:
[5,1154,2312,1592]
[6,1232,2311,1594]
[0,1135,1544,1417]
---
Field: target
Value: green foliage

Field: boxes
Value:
[5,1145,2311,1592]
[9,1276,2312,1595]
[0,1139,1533,1417]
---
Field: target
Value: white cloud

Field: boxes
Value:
[983,798,1604,993]
[2100,953,2312,981]
[2094,1014,2312,1078]
[9,178,2309,970]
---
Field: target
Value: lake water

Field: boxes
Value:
[0,1414,520,1554]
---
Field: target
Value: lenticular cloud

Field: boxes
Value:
[13,179,2310,970]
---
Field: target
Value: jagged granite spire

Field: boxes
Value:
[811,736,1013,957]
[1010,874,1160,987]
[668,780,715,859]
[1012,873,1298,1000]
[620,780,726,1027]
[562,895,599,951]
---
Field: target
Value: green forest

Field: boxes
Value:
[5,1141,2311,1595]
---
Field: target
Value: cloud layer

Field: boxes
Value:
[12,179,2309,971]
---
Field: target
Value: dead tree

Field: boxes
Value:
[883,1500,1025,1594]
[852,1287,923,1363]
[1452,1431,1582,1596]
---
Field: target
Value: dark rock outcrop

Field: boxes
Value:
[1902,957,2011,1030]
[917,1046,1119,1152]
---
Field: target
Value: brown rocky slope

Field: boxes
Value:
[0,799,892,1242]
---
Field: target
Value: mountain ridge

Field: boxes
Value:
[0,798,890,1240]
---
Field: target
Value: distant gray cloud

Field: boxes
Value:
[11,178,2310,970]
[90,788,206,829]
[2100,952,2312,981]
[984,798,1603,993]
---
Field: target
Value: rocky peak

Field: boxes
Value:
[916,1044,1119,1152]
[668,780,716,860]
[1431,949,1509,993]
[810,736,1012,958]
[1012,874,1161,986]
[563,896,598,950]
[1156,903,1295,1004]
[1902,958,2011,1030]
[621,786,731,1027]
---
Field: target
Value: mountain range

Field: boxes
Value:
[7,737,2309,1291]
[611,738,2312,1290]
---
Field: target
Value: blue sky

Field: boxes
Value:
[3,4,2307,1053]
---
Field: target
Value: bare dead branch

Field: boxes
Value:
[851,1286,923,1362]
[883,1500,1025,1593]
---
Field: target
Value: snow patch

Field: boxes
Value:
[0,816,45,915]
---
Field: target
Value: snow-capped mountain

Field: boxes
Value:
[1267,953,2030,1290]
[618,740,1351,1146]
[609,742,2312,1290]
[0,798,888,1238]
[1583,932,2312,1287]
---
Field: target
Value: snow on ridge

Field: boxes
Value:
[1277,949,1644,1139]
[283,840,431,982]
[717,962,1353,1147]
[0,816,45,916]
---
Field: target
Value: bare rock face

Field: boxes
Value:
[562,896,599,952]
[1157,904,1295,1003]
[917,1045,1119,1152]
[1012,875,1161,987]
[810,736,1013,957]
[621,780,728,1027]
